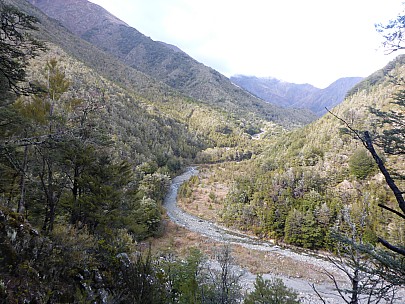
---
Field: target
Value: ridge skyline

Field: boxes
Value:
[89,0,404,89]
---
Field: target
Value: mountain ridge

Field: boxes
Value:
[1,1,404,302]
[230,75,363,116]
[26,0,316,127]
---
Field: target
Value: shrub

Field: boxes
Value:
[244,275,300,304]
[348,148,377,179]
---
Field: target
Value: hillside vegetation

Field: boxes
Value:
[1,0,404,303]
[215,57,405,251]
[0,1,267,302]
[26,0,316,128]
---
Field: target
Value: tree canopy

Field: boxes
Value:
[0,1,44,104]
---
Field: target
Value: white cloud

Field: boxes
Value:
[89,0,404,88]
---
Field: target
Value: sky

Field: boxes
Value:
[88,0,405,88]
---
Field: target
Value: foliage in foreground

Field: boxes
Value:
[244,275,300,304]
[0,221,299,304]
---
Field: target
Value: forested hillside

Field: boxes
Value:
[1,0,404,303]
[26,0,316,128]
[0,1,266,301]
[218,55,405,251]
[0,0,275,242]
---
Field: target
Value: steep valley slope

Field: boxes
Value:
[26,0,316,128]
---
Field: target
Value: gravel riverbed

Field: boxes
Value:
[164,167,405,303]
[164,167,350,303]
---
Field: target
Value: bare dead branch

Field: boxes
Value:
[310,283,327,304]
[326,107,367,147]
[378,238,405,256]
[378,203,405,220]
[327,108,405,226]
[363,131,405,215]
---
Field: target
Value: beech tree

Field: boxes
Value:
[0,1,44,213]
[0,1,44,104]
[376,7,405,54]
[348,148,377,180]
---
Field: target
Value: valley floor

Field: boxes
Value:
[155,165,405,303]
[158,167,348,303]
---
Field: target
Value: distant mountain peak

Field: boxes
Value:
[26,0,317,127]
[230,75,363,116]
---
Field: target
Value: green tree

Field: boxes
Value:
[138,172,170,203]
[244,275,300,304]
[0,1,44,213]
[348,148,377,180]
[0,1,44,104]
[177,249,205,304]
[72,156,133,233]
[161,248,205,304]
[301,210,323,249]
[30,59,71,232]
[284,208,304,246]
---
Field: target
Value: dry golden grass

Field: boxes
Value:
[231,246,336,283]
[177,164,230,221]
[150,220,336,284]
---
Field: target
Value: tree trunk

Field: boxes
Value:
[350,269,359,304]
[17,145,28,214]
[70,163,80,225]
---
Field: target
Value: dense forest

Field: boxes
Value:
[0,0,404,303]
[0,1,294,302]
[218,63,405,250]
